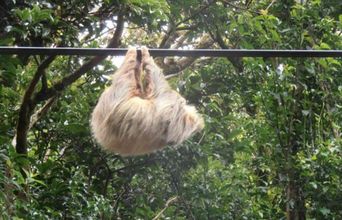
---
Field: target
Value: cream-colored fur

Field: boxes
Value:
[90,47,204,156]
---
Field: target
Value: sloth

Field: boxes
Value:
[90,47,204,156]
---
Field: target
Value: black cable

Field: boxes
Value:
[0,46,341,57]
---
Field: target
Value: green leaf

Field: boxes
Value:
[319,207,331,216]
[319,42,331,50]
[65,123,88,135]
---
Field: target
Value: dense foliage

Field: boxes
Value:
[0,0,341,219]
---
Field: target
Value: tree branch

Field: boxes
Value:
[152,196,178,220]
[159,24,177,49]
[15,56,55,154]
[159,1,210,50]
[162,34,214,75]
[12,96,58,147]
[265,0,276,11]
[34,12,125,103]
[29,96,58,130]
[171,30,191,49]
[175,0,216,27]
[205,22,244,73]
[221,0,258,14]
[165,73,180,79]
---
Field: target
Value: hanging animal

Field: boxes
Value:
[90,47,204,156]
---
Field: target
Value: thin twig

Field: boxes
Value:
[266,0,276,11]
[165,73,180,79]
[152,196,178,220]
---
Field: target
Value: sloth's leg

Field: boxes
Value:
[141,47,170,98]
[112,47,142,99]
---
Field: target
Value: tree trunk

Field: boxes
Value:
[286,141,306,220]
[286,176,306,220]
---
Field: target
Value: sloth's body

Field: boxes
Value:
[91,47,204,156]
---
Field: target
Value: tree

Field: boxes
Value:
[0,0,341,219]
